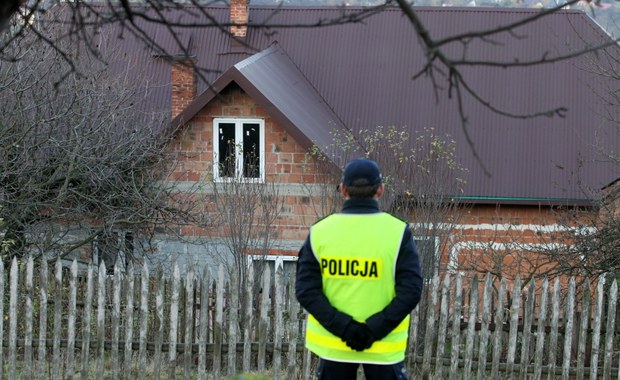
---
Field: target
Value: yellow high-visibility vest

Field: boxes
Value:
[305,212,410,364]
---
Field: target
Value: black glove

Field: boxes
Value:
[341,321,376,351]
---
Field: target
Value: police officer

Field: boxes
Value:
[295,158,424,380]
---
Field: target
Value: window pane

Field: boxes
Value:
[218,123,236,177]
[243,123,260,178]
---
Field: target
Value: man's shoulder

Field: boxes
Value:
[311,213,336,227]
[380,212,410,226]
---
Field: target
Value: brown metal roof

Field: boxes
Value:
[172,43,350,164]
[96,5,620,205]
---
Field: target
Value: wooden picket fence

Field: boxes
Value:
[1,256,620,379]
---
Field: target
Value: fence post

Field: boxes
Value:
[463,275,479,379]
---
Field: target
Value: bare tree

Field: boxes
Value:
[0,26,198,265]
[307,125,469,277]
[200,151,284,312]
[2,1,616,131]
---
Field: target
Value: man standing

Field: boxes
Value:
[295,158,424,380]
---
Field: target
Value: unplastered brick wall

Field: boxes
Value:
[230,0,248,37]
[171,61,196,119]
[427,204,595,278]
[168,83,335,246]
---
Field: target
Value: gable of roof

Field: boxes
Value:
[98,5,620,205]
[171,43,353,166]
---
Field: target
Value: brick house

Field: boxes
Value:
[104,2,620,278]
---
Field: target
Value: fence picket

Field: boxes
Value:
[154,267,165,380]
[449,272,463,378]
[0,261,619,379]
[435,275,451,380]
[52,259,62,380]
[273,267,284,380]
[96,261,107,380]
[422,273,440,378]
[533,278,549,380]
[80,263,94,380]
[184,268,195,380]
[547,277,561,380]
[519,279,536,380]
[287,284,300,379]
[124,263,135,379]
[213,264,224,379]
[301,311,313,380]
[408,296,420,361]
[589,276,604,380]
[0,260,4,380]
[66,260,78,379]
[562,278,576,380]
[198,266,209,380]
[8,258,18,380]
[506,276,522,380]
[37,259,47,379]
[491,277,506,379]
[476,274,492,380]
[603,280,617,379]
[112,262,122,379]
[464,275,479,379]
[257,266,270,373]
[168,264,181,380]
[242,264,254,373]
[576,279,591,380]
[24,257,34,379]
[228,268,238,377]
[139,264,150,380]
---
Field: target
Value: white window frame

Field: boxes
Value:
[213,118,265,182]
[248,254,297,271]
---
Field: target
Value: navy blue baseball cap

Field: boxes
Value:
[342,158,382,187]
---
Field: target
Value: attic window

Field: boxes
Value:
[213,118,265,181]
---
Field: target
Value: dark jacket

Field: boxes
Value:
[295,197,424,340]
